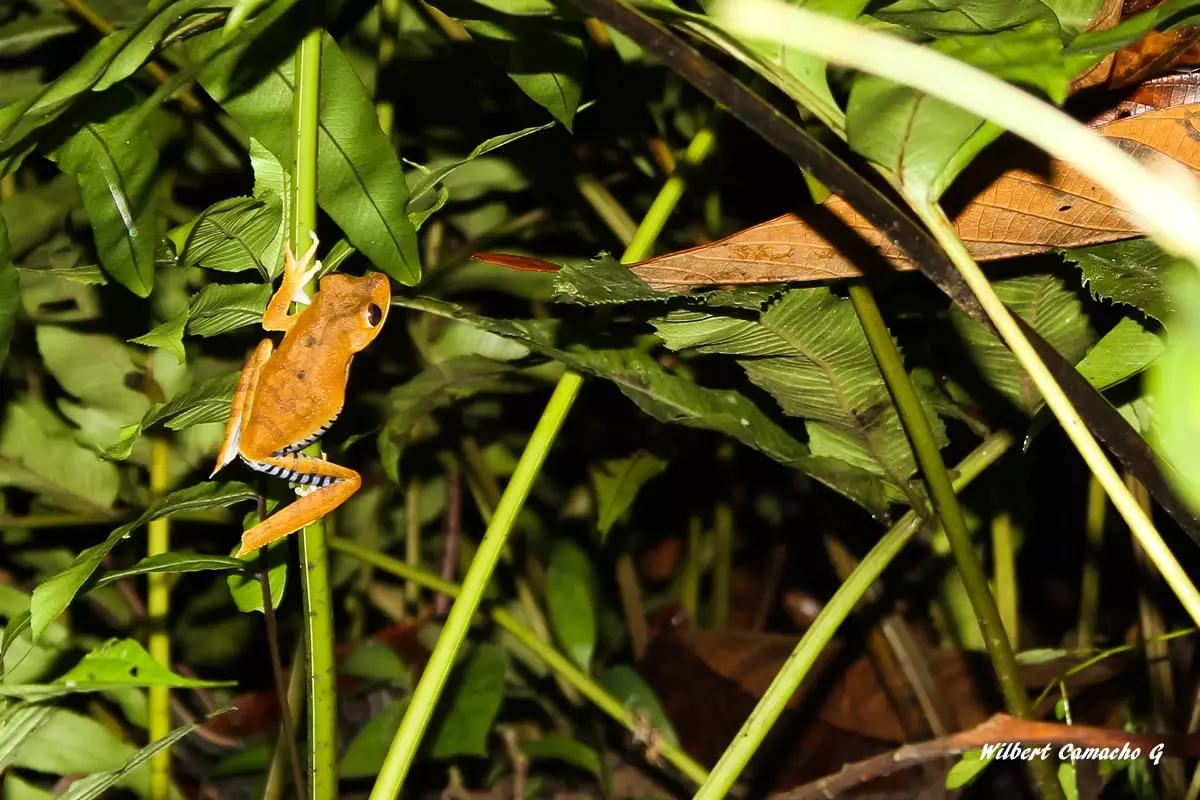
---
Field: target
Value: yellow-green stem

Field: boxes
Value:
[712,502,733,631]
[692,431,1013,800]
[291,21,337,800]
[263,639,308,800]
[680,515,702,620]
[993,507,1018,649]
[328,536,709,785]
[376,0,399,137]
[1078,473,1106,649]
[147,436,172,800]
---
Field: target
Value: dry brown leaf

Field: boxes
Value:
[1111,28,1200,88]
[628,104,1200,288]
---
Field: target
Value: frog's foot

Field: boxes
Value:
[284,234,323,306]
[237,454,361,556]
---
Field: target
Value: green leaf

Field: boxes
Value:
[1068,0,1200,56]
[93,553,248,590]
[55,709,231,800]
[599,664,678,746]
[4,773,55,800]
[145,371,239,430]
[0,12,75,57]
[520,736,602,778]
[591,450,668,537]
[545,541,598,672]
[428,643,507,759]
[951,274,1095,414]
[0,398,120,513]
[0,638,232,700]
[340,697,411,778]
[187,282,270,337]
[873,0,1060,36]
[848,21,1070,201]
[378,356,520,481]
[30,481,257,641]
[47,92,160,297]
[0,704,54,772]
[227,534,287,613]
[195,30,421,284]
[946,748,993,789]
[654,288,942,503]
[1148,268,1200,516]
[437,0,584,129]
[8,708,141,790]
[36,326,149,418]
[0,215,17,371]
[179,196,282,277]
[342,639,412,683]
[1073,316,1164,393]
[129,308,189,365]
[1060,238,1177,326]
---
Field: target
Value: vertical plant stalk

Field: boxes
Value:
[327,536,710,785]
[291,21,337,800]
[992,506,1018,649]
[692,431,1014,800]
[845,285,1058,800]
[376,0,400,138]
[1078,474,1106,649]
[368,125,718,799]
[406,475,423,613]
[261,545,306,796]
[368,374,585,798]
[147,436,172,800]
[679,515,702,620]
[264,640,308,800]
[712,502,733,631]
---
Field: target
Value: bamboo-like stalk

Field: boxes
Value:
[147,436,172,800]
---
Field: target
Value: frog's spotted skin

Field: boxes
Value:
[211,234,390,556]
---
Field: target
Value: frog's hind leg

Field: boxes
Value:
[211,339,273,478]
[236,454,361,556]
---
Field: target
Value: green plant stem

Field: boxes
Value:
[626,125,717,260]
[147,436,171,800]
[328,536,709,785]
[263,639,308,800]
[290,21,337,800]
[713,0,1200,261]
[368,373,584,799]
[368,125,716,799]
[376,0,400,138]
[1078,473,1106,649]
[404,475,422,611]
[680,514,702,620]
[992,506,1018,649]
[576,173,638,246]
[692,430,1013,800]
[846,285,1056,798]
[712,502,733,631]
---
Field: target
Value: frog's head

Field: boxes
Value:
[317,271,392,352]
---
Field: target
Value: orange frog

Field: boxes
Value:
[212,234,391,556]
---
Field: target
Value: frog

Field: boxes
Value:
[211,233,391,556]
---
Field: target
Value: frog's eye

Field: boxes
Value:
[366,303,384,327]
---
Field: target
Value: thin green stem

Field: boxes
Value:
[680,515,702,620]
[147,436,171,800]
[845,285,1055,794]
[327,536,709,785]
[291,21,336,800]
[376,0,400,138]
[692,430,1013,800]
[713,0,1200,261]
[625,126,717,261]
[1078,473,1106,649]
[576,173,638,246]
[992,506,1018,649]
[263,639,308,800]
[368,125,717,799]
[712,502,733,631]
[368,374,584,798]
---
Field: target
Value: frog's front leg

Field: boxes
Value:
[263,233,323,333]
[236,453,362,556]
[212,338,274,478]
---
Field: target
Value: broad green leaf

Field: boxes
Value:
[1042,0,1104,37]
[30,481,257,641]
[437,0,584,129]
[341,697,411,778]
[227,533,287,613]
[591,450,668,537]
[249,138,289,278]
[145,371,239,430]
[392,296,891,515]
[47,93,161,297]
[93,553,248,590]
[0,215,17,371]
[8,709,142,792]
[520,736,602,778]
[946,748,992,789]
[36,326,149,416]
[0,12,75,57]
[1073,316,1164,393]
[0,638,232,700]
[552,254,783,309]
[187,283,270,337]
[4,773,54,800]
[654,288,943,502]
[951,274,1095,414]
[129,308,189,365]
[342,639,412,683]
[0,175,80,259]
[1060,238,1176,326]
[1068,0,1200,56]
[1148,268,1200,516]
[179,196,282,276]
[428,643,507,759]
[545,541,598,672]
[873,0,1059,36]
[56,710,231,800]
[378,356,519,481]
[0,0,225,158]
[848,21,1070,201]
[195,31,421,283]
[599,664,678,746]
[0,398,120,513]
[0,704,54,771]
